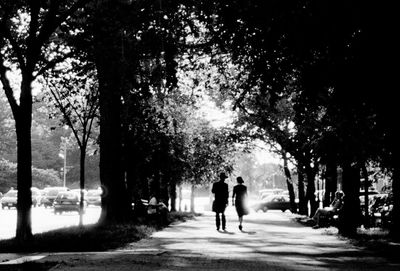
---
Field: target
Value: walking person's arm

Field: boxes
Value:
[232,187,236,206]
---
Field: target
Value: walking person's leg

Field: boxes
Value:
[221,212,226,230]
[238,216,243,230]
[216,212,221,230]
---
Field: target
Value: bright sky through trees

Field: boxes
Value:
[197,96,280,165]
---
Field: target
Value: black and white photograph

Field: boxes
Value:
[0,1,397,270]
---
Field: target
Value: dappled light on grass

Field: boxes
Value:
[0,211,196,253]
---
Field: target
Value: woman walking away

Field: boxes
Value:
[232,176,249,231]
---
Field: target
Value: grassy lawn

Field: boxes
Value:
[294,214,400,260]
[0,211,198,253]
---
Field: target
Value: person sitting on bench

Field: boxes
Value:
[312,191,344,228]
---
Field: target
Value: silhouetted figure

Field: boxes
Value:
[148,195,158,215]
[232,176,249,231]
[312,191,344,228]
[147,194,168,225]
[212,172,229,231]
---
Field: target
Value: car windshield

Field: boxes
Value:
[47,188,67,196]
[263,195,277,202]
[87,190,101,197]
[5,191,17,197]
[57,192,78,200]
[31,190,39,196]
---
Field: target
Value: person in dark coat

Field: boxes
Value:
[212,172,229,231]
[232,176,248,231]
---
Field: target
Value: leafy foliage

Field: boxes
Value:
[0,159,62,193]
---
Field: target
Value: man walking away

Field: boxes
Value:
[212,172,229,231]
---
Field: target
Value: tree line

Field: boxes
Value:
[1,0,397,242]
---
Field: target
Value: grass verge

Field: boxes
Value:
[0,211,199,253]
[293,214,400,261]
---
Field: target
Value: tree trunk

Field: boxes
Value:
[283,152,296,213]
[361,163,370,228]
[94,0,131,224]
[390,155,400,239]
[169,179,177,212]
[150,170,161,199]
[338,162,361,237]
[160,173,169,207]
[79,146,86,227]
[324,158,337,207]
[190,184,195,213]
[297,164,307,215]
[305,163,318,217]
[178,185,182,212]
[15,79,33,242]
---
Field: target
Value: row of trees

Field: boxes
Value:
[1,0,397,242]
[195,0,397,237]
[0,89,100,191]
[0,0,238,242]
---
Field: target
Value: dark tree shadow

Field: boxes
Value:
[240,230,256,235]
[218,230,235,235]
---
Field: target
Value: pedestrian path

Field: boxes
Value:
[2,209,399,270]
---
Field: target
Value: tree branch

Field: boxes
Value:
[0,19,26,70]
[27,0,41,50]
[37,0,92,46]
[46,79,83,147]
[0,55,19,117]
[34,51,75,78]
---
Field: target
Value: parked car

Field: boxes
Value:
[1,189,18,209]
[53,191,86,214]
[251,195,295,213]
[41,186,69,208]
[86,189,102,206]
[70,189,88,198]
[259,188,284,200]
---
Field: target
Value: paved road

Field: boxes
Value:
[1,208,399,270]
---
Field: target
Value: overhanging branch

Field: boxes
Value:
[0,55,19,117]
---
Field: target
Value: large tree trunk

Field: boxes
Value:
[94,0,131,224]
[297,164,307,215]
[15,79,33,242]
[305,163,318,217]
[160,173,169,207]
[79,146,86,227]
[178,185,182,212]
[150,170,161,199]
[190,184,195,213]
[390,156,400,239]
[338,162,361,237]
[361,163,370,228]
[323,158,337,207]
[283,152,296,213]
[168,176,177,212]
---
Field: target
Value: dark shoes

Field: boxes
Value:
[312,225,320,229]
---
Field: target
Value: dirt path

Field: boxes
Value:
[4,208,400,270]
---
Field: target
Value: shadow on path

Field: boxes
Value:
[28,210,400,271]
